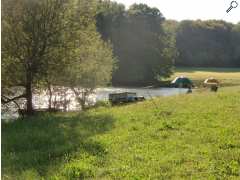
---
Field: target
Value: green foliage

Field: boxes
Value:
[62,34,115,89]
[54,0,115,89]
[231,23,240,66]
[97,3,240,84]
[2,86,240,179]
[2,0,68,85]
[2,0,115,111]
[176,20,240,67]
[96,2,175,86]
[96,2,240,86]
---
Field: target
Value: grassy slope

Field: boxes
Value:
[2,86,240,179]
[170,67,240,87]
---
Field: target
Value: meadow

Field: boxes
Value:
[170,67,240,87]
[2,86,240,179]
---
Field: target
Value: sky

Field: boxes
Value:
[113,0,240,24]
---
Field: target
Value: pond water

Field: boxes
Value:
[2,87,188,120]
[95,87,188,100]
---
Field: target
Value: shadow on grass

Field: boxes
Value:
[2,112,115,177]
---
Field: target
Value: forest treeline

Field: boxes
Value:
[96,1,240,85]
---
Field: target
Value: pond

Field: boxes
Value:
[2,87,188,120]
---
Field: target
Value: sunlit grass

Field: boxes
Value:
[170,67,240,87]
[2,86,240,179]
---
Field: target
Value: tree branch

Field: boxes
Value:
[1,94,26,104]
[1,94,26,117]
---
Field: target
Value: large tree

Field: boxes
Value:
[97,2,176,86]
[2,0,71,114]
[2,0,115,114]
[61,6,116,109]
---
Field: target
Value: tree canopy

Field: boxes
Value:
[97,1,176,86]
[175,20,239,67]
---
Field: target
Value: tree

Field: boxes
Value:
[2,0,71,114]
[2,0,115,114]
[175,20,236,67]
[96,0,125,41]
[231,23,240,66]
[96,2,176,86]
[160,20,179,79]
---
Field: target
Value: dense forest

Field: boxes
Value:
[96,1,240,85]
[176,20,240,67]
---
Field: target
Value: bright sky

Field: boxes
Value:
[113,0,240,24]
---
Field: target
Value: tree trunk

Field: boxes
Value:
[71,87,87,110]
[79,97,86,110]
[47,82,52,110]
[26,71,34,115]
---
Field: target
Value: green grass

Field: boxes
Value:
[2,86,240,179]
[170,67,240,87]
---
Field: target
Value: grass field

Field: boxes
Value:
[170,67,240,87]
[2,86,240,179]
